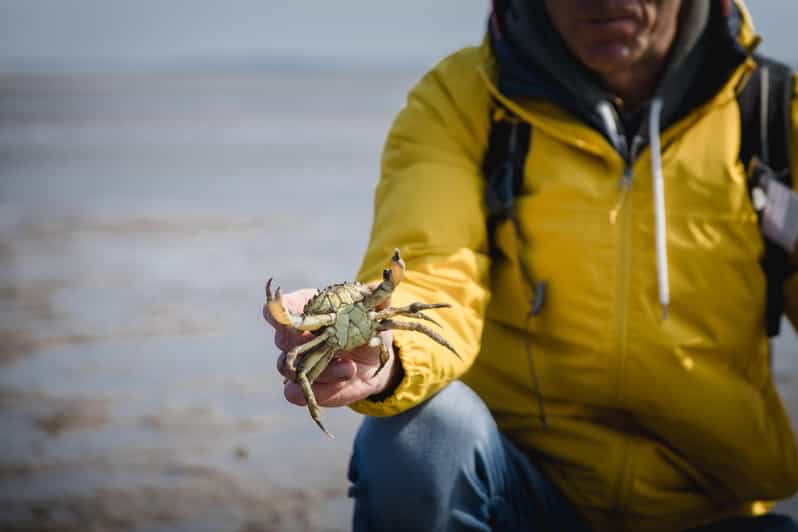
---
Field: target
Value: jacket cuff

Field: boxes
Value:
[365,342,405,402]
[349,329,443,417]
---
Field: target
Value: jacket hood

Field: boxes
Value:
[489,0,755,149]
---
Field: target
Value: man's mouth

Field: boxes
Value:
[581,15,640,38]
[584,14,639,25]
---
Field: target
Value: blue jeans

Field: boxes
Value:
[347,381,798,532]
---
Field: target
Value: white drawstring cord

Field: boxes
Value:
[649,98,670,320]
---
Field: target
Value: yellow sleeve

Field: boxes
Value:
[783,74,798,328]
[349,48,493,416]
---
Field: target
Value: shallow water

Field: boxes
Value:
[0,71,795,531]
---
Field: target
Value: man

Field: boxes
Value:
[265,0,798,530]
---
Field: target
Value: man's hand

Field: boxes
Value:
[262,286,400,408]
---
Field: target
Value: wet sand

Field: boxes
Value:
[0,72,796,531]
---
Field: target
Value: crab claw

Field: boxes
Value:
[390,248,405,286]
[265,278,275,300]
[265,279,294,327]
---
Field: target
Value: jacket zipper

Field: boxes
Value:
[610,126,643,514]
[614,134,643,407]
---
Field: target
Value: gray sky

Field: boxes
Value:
[0,1,795,73]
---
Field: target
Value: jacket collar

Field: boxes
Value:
[489,1,757,146]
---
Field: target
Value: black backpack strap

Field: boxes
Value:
[483,101,532,259]
[482,101,549,428]
[738,56,795,336]
[739,57,793,175]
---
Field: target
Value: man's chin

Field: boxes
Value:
[579,43,640,78]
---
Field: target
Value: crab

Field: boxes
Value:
[265,248,459,437]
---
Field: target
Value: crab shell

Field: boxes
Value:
[303,282,372,316]
[305,282,378,350]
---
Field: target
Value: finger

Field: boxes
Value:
[283,378,375,408]
[277,353,355,385]
[284,381,308,406]
[276,352,295,381]
[311,358,357,384]
[274,326,313,352]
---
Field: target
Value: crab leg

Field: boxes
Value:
[305,347,337,384]
[265,279,336,331]
[295,344,336,439]
[299,341,339,385]
[378,319,461,359]
[371,302,451,326]
[367,335,391,378]
[284,328,333,373]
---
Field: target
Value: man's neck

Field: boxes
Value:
[598,7,683,109]
[600,56,668,109]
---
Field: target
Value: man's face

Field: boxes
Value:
[543,0,683,77]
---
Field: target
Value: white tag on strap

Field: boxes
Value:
[761,177,798,252]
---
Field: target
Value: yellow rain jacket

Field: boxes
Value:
[352,4,798,530]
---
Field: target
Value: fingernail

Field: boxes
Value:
[333,362,350,379]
